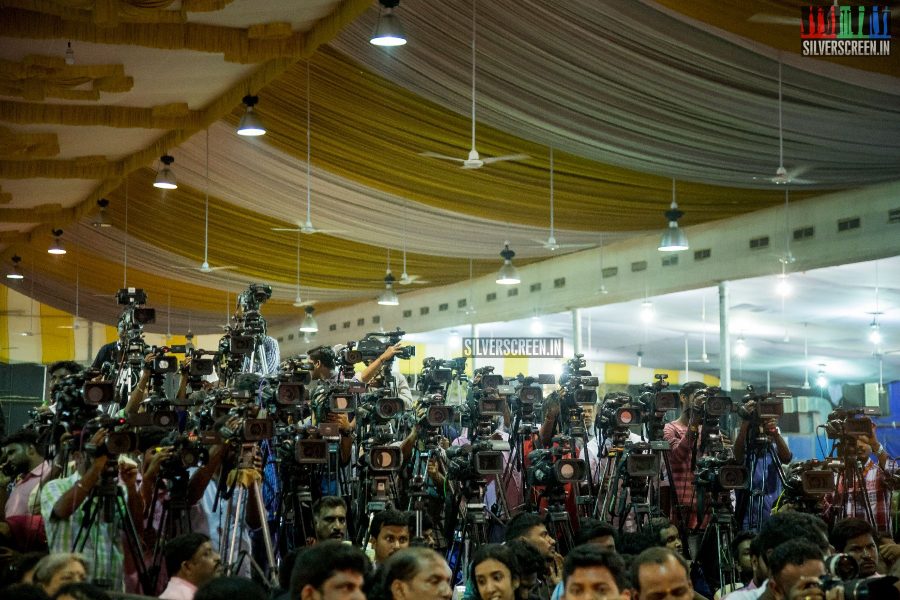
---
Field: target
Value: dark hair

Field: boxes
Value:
[308,346,336,370]
[731,531,756,560]
[758,511,827,562]
[575,521,617,548]
[373,547,442,600]
[4,584,50,600]
[11,552,48,584]
[163,532,210,577]
[749,535,763,558]
[371,509,409,539]
[195,577,267,600]
[471,544,519,590]
[3,430,44,457]
[312,496,347,519]
[505,513,545,542]
[617,530,657,557]
[48,361,82,377]
[506,540,548,579]
[563,546,627,591]
[630,547,689,593]
[279,549,299,592]
[52,582,111,600]
[768,540,823,579]
[290,541,370,597]
[830,518,875,552]
[679,381,707,399]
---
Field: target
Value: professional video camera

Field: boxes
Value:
[114,288,155,368]
[634,374,680,443]
[526,447,586,488]
[556,354,599,437]
[418,356,467,394]
[509,374,553,426]
[596,392,643,446]
[218,401,275,443]
[824,407,880,440]
[159,431,209,471]
[694,455,748,492]
[237,283,272,337]
[356,328,415,362]
[780,459,838,513]
[52,373,113,433]
[814,553,900,600]
[470,366,512,428]
[446,441,504,480]
[82,415,139,456]
[310,379,366,425]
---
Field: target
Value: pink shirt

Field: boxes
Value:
[159,576,198,600]
[5,460,52,550]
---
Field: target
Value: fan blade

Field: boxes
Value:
[301,228,347,235]
[204,266,238,272]
[480,153,530,164]
[554,243,595,249]
[419,151,467,163]
[272,227,302,232]
[748,13,800,26]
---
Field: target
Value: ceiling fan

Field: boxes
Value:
[753,59,814,186]
[398,201,430,285]
[531,147,594,252]
[272,61,345,236]
[175,130,238,273]
[419,0,528,170]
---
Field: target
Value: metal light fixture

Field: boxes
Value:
[377,270,400,306]
[639,300,654,323]
[236,95,266,136]
[496,242,520,285]
[92,198,112,228]
[869,319,883,345]
[370,0,407,46]
[6,255,24,280]
[153,155,177,189]
[65,41,75,65]
[48,229,66,255]
[815,364,828,388]
[530,315,544,335]
[658,179,688,252]
[734,336,749,358]
[299,305,319,333]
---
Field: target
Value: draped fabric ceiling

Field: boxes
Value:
[0,0,898,336]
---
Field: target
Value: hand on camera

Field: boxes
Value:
[143,445,174,479]
[327,412,353,434]
[764,418,779,436]
[118,459,139,488]
[380,342,405,361]
[880,543,900,566]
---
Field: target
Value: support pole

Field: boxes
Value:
[719,281,731,392]
[572,308,582,356]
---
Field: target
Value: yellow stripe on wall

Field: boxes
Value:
[40,302,75,364]
[605,363,631,385]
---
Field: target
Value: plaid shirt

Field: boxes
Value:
[826,457,895,532]
[664,420,700,528]
[40,473,126,590]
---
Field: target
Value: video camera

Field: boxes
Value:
[694,455,748,491]
[356,328,415,362]
[824,407,879,440]
[446,441,505,480]
[237,283,272,337]
[814,553,900,600]
[526,447,586,487]
[83,415,138,456]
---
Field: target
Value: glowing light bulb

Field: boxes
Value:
[775,274,791,297]
[640,300,654,323]
[530,316,544,334]
[869,322,882,345]
[734,337,749,358]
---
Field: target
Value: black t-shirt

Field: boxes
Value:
[91,341,120,370]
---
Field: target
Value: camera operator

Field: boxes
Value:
[762,539,825,600]
[663,381,731,527]
[91,322,127,372]
[372,547,453,600]
[733,398,792,530]
[0,430,56,551]
[39,427,144,591]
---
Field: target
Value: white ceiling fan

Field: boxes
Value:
[272,61,345,236]
[175,130,238,274]
[398,201,430,285]
[753,59,814,186]
[419,0,528,170]
[531,147,594,252]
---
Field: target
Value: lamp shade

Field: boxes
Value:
[299,306,318,333]
[153,155,177,189]
[658,222,688,252]
[48,229,66,255]
[237,96,266,136]
[6,255,23,280]
[496,261,520,285]
[370,8,407,46]
[378,285,400,306]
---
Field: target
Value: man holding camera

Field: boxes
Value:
[663,381,710,528]
[733,398,793,530]
[39,427,144,591]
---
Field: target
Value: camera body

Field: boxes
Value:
[526,448,586,487]
[694,455,748,491]
[446,441,504,480]
[824,408,879,440]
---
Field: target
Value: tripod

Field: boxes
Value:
[543,488,576,555]
[218,446,279,589]
[447,479,492,582]
[275,465,316,552]
[696,490,738,592]
[145,467,193,588]
[734,439,785,531]
[830,439,878,529]
[72,463,152,593]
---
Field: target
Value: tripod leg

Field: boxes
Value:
[250,480,279,587]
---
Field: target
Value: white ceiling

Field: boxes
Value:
[408,256,900,386]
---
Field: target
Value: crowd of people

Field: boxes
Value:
[1,297,898,600]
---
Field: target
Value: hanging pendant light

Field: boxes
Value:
[92,198,112,228]
[378,270,400,306]
[153,155,177,189]
[236,95,266,136]
[48,229,66,255]
[496,241,520,285]
[299,306,319,333]
[6,255,24,280]
[65,41,75,65]
[658,179,688,252]
[370,0,407,46]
